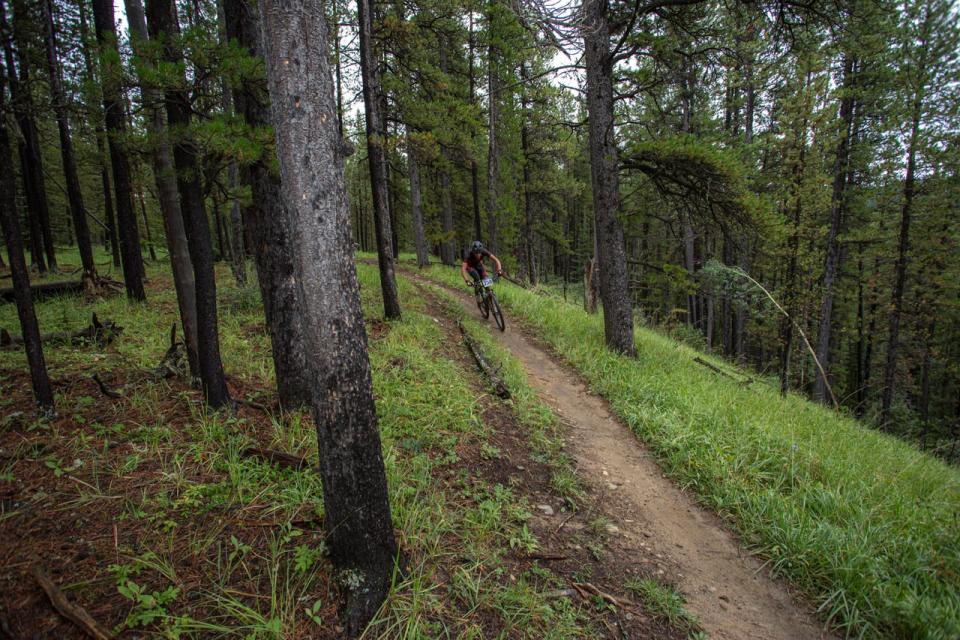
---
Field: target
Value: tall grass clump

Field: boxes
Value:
[419,265,960,639]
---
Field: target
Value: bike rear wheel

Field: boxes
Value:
[490,293,505,331]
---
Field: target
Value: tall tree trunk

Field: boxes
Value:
[520,64,537,285]
[92,0,147,301]
[880,87,923,427]
[258,0,398,632]
[125,0,199,375]
[407,134,428,267]
[778,72,811,395]
[223,0,313,409]
[137,188,157,261]
[468,11,482,241]
[583,0,634,355]
[77,0,120,268]
[439,163,455,264]
[40,0,95,284]
[2,0,54,272]
[146,0,231,408]
[357,0,401,320]
[0,60,53,414]
[813,55,857,404]
[217,0,246,286]
[485,1,499,253]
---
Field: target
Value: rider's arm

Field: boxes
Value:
[488,252,503,274]
[460,261,470,283]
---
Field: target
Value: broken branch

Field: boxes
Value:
[457,321,511,399]
[33,566,113,640]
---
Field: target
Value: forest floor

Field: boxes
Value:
[0,250,707,639]
[400,267,828,640]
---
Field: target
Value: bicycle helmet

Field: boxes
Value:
[471,240,484,252]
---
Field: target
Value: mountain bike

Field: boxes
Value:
[469,274,505,331]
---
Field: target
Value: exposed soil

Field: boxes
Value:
[404,269,833,640]
[412,282,685,639]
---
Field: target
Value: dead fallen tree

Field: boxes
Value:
[241,447,309,470]
[458,321,510,399]
[693,356,753,386]
[0,280,84,303]
[0,313,122,349]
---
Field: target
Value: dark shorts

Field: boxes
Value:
[467,265,487,283]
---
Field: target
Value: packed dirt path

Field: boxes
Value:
[410,272,830,640]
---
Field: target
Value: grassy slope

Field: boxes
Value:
[417,261,960,640]
[0,250,597,638]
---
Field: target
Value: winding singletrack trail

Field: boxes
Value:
[408,272,830,640]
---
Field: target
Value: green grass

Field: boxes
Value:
[417,262,960,640]
[625,578,699,632]
[1,249,599,638]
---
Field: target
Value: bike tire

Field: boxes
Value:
[480,291,490,319]
[491,293,505,332]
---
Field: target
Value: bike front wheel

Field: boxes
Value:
[479,290,490,319]
[490,293,505,331]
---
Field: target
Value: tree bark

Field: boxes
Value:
[485,1,500,253]
[0,58,53,414]
[40,0,95,284]
[125,0,199,376]
[407,134,428,267]
[77,0,120,269]
[583,0,635,356]
[813,55,856,404]
[1,0,54,273]
[357,0,401,320]
[146,0,231,408]
[520,64,537,286]
[92,0,146,301]
[258,0,399,632]
[880,84,923,426]
[468,11,482,241]
[222,0,313,409]
[439,162,455,264]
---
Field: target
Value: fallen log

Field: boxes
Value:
[1,313,122,349]
[241,447,309,471]
[693,356,753,386]
[458,321,510,399]
[0,280,85,303]
[92,373,123,399]
[33,566,113,640]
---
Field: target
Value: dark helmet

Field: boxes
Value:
[471,240,484,253]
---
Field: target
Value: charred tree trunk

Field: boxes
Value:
[583,0,633,355]
[125,0,199,375]
[77,0,120,269]
[813,56,857,404]
[223,0,313,409]
[357,0,400,320]
[146,0,231,408]
[439,163,455,265]
[258,0,398,632]
[0,59,53,414]
[92,0,146,301]
[1,1,54,272]
[40,0,95,284]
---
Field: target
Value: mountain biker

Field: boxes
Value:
[461,240,503,288]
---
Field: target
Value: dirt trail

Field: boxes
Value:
[413,273,829,640]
